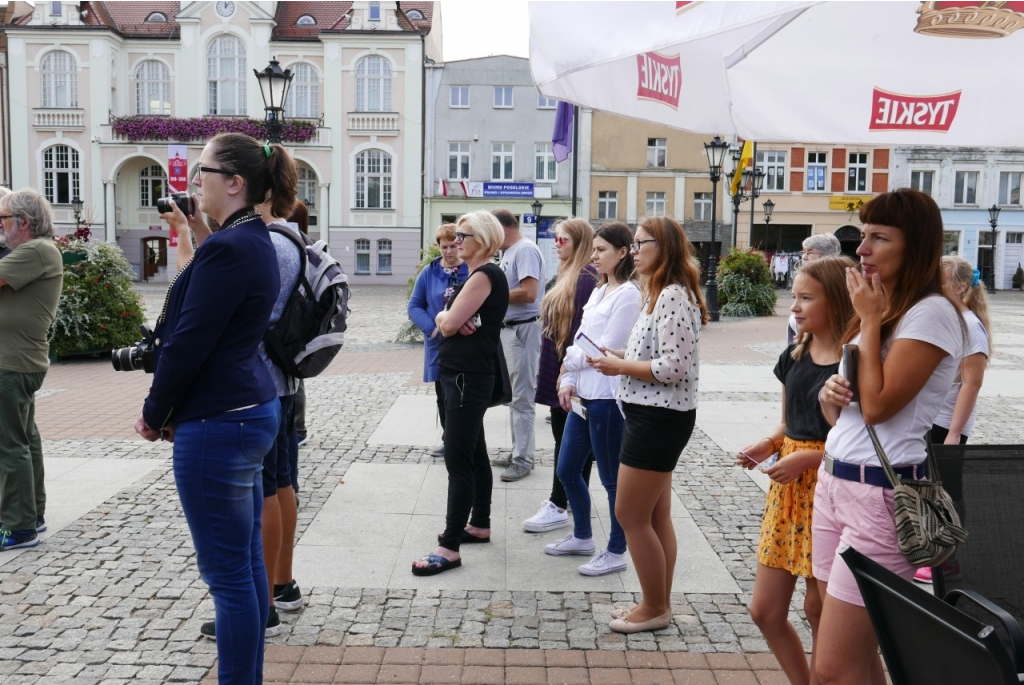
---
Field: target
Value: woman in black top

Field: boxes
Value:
[412,210,509,576]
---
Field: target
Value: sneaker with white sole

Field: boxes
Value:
[579,549,627,576]
[523,500,569,533]
[544,533,596,557]
[200,606,281,640]
[273,580,304,611]
[500,463,532,482]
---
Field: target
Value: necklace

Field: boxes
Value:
[219,210,259,232]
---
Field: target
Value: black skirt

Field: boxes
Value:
[619,403,696,472]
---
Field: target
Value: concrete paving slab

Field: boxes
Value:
[621,516,741,594]
[301,511,412,548]
[333,463,429,514]
[698,400,781,494]
[700,365,780,393]
[391,514,508,591]
[293,544,401,591]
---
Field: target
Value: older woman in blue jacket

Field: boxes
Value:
[407,223,469,456]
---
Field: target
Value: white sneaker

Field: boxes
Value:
[544,533,596,557]
[579,549,627,576]
[523,500,569,533]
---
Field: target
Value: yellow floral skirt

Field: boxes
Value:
[756,437,822,578]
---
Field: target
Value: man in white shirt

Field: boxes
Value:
[492,208,545,482]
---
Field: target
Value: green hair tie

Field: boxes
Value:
[263,144,272,159]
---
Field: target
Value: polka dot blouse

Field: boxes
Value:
[617,283,701,410]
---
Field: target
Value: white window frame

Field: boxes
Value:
[297,167,317,210]
[295,14,316,26]
[207,35,246,116]
[757,151,787,192]
[910,169,934,196]
[998,171,1022,206]
[448,142,470,180]
[356,56,392,112]
[376,238,392,274]
[493,86,513,109]
[646,191,666,217]
[369,1,381,22]
[1006,232,1024,244]
[135,60,171,115]
[355,238,371,274]
[537,93,556,109]
[285,63,319,119]
[40,50,78,108]
[355,149,393,209]
[491,142,514,181]
[42,144,80,205]
[847,152,868,193]
[535,143,557,182]
[807,152,827,192]
[646,138,667,168]
[598,191,618,220]
[449,85,469,108]
[139,164,166,208]
[694,192,711,222]
[954,170,979,206]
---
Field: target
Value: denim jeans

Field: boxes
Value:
[556,399,626,554]
[173,401,279,685]
[548,406,593,510]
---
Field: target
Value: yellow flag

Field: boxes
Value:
[730,140,753,195]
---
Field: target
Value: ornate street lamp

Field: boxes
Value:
[988,204,1001,293]
[703,135,729,322]
[254,58,294,144]
[764,199,777,252]
[531,199,543,219]
[71,196,84,228]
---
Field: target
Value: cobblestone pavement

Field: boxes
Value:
[2,286,1022,683]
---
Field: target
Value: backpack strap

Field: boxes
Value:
[268,224,311,298]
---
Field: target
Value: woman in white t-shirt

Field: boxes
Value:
[815,189,965,685]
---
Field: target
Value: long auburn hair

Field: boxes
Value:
[542,219,595,356]
[791,256,857,361]
[636,216,708,325]
[841,189,960,345]
[942,255,993,358]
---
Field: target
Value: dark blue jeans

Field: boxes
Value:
[556,398,627,554]
[173,401,279,685]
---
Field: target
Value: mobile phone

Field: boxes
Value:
[570,396,588,420]
[471,313,482,327]
[739,451,759,467]
[574,331,605,358]
[761,453,779,470]
[842,344,859,403]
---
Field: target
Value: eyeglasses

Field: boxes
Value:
[192,166,236,183]
[454,231,475,242]
[554,235,570,247]
[630,238,657,252]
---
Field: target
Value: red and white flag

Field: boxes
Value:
[437,179,448,197]
[460,181,469,197]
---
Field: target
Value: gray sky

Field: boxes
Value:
[440,0,530,62]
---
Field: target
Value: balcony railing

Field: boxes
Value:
[99,124,332,146]
[347,112,400,136]
[33,108,85,130]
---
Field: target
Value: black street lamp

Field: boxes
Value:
[988,204,1001,293]
[254,58,294,144]
[704,135,729,322]
[764,199,777,252]
[531,199,543,219]
[71,196,84,228]
[727,164,765,248]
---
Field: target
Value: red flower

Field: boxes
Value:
[94,278,100,283]
[99,324,107,329]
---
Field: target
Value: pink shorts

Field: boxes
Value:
[812,467,915,606]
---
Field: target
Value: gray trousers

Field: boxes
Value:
[0,369,46,531]
[500,321,542,468]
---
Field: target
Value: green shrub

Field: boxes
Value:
[716,247,776,316]
[50,239,146,357]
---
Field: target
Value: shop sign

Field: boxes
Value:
[829,195,873,212]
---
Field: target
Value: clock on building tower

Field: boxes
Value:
[216,1,235,17]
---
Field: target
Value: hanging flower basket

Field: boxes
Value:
[110,115,318,143]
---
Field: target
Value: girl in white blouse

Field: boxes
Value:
[591,216,708,634]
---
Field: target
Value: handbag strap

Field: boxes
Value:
[864,424,942,486]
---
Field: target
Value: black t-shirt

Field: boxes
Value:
[438,262,510,375]
[774,344,839,442]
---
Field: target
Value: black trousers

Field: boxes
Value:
[438,370,493,552]
[930,424,968,445]
[548,406,593,510]
[434,380,446,431]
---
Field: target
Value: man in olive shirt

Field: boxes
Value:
[0,189,63,550]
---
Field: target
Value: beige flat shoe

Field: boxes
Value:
[609,610,672,634]
[610,606,635,620]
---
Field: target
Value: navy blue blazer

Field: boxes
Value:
[143,215,281,429]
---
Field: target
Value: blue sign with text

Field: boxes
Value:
[483,182,535,198]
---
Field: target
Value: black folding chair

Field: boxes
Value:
[840,545,1024,685]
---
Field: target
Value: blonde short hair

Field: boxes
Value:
[457,211,503,257]
[435,223,457,245]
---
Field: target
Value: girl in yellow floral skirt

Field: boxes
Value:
[736,256,855,685]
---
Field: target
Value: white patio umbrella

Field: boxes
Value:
[530,1,1024,146]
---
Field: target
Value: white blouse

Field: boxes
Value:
[617,283,701,411]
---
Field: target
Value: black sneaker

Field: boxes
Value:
[199,606,281,640]
[273,580,304,611]
[0,529,38,551]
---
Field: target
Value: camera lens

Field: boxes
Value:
[111,346,139,372]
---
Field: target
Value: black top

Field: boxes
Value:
[774,344,839,442]
[438,262,509,375]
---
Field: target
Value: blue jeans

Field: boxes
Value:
[556,398,626,554]
[173,401,279,685]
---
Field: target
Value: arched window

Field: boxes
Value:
[135,60,171,115]
[42,145,80,205]
[355,150,392,209]
[146,12,167,22]
[406,9,424,19]
[295,14,316,25]
[297,167,317,209]
[207,35,246,115]
[355,56,392,112]
[285,63,319,119]
[377,238,392,274]
[139,165,166,207]
[40,50,77,108]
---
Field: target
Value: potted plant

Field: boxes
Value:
[716,247,777,317]
[1013,263,1023,290]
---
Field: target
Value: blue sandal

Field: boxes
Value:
[411,553,462,576]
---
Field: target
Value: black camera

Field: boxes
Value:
[155,192,194,217]
[111,325,157,373]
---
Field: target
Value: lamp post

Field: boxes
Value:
[531,199,543,220]
[71,196,84,229]
[988,204,1001,293]
[254,58,294,144]
[704,135,729,322]
[764,199,777,252]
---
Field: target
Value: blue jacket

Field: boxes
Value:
[143,215,280,428]
[407,257,469,382]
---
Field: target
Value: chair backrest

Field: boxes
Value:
[930,445,1024,629]
[839,545,1019,685]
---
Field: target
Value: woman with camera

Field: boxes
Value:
[136,132,291,684]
